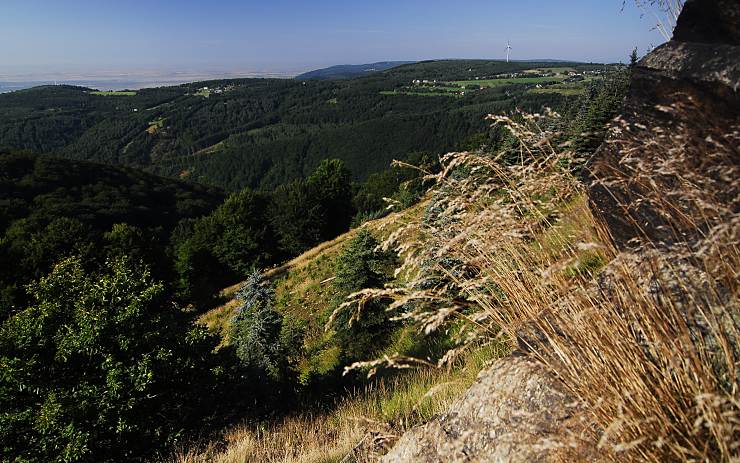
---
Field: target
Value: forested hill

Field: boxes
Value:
[0,149,224,314]
[0,60,617,191]
[0,149,223,232]
[295,61,415,80]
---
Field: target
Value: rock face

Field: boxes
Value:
[588,0,739,251]
[382,356,599,463]
[672,0,740,45]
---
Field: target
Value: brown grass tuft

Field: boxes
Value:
[345,108,738,461]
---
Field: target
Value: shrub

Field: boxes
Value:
[0,256,219,462]
[173,189,276,305]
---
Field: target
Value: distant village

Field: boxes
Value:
[193,84,235,97]
[401,67,611,96]
[411,68,608,87]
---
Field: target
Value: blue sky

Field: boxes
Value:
[1,0,669,78]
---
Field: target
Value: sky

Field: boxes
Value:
[0,0,670,79]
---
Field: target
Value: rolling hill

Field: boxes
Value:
[295,61,415,80]
[0,60,618,192]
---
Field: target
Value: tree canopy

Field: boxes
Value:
[0,257,220,462]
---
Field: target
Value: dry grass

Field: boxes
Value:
[168,347,497,463]
[187,93,738,461]
[344,109,738,461]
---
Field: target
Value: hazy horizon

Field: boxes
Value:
[2,0,668,82]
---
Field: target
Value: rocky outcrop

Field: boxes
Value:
[382,356,600,463]
[588,0,739,250]
[672,0,740,45]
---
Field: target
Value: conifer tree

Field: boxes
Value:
[230,271,286,381]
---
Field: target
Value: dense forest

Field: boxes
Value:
[0,60,631,462]
[0,60,616,191]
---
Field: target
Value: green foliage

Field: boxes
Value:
[230,272,287,382]
[209,189,276,274]
[352,153,438,225]
[569,68,630,155]
[102,223,172,280]
[307,159,355,238]
[270,179,326,255]
[0,150,223,311]
[0,256,220,462]
[270,159,355,255]
[630,47,640,67]
[173,188,277,303]
[332,229,396,361]
[334,229,394,293]
[353,169,403,215]
[173,233,228,304]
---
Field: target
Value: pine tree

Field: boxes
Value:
[332,229,396,360]
[230,271,286,381]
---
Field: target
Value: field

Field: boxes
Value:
[90,90,137,96]
[450,76,562,87]
[380,90,459,97]
[522,66,577,74]
[382,75,568,99]
[528,87,586,95]
[380,66,608,99]
[145,117,165,134]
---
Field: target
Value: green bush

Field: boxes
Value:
[271,159,356,255]
[0,256,220,462]
[173,188,276,305]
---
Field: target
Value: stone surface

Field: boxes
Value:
[672,0,740,45]
[382,356,601,463]
[588,1,739,251]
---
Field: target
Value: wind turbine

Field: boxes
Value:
[506,41,512,63]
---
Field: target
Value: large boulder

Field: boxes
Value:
[382,356,601,463]
[672,0,740,45]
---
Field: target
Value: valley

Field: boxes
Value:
[0,57,633,463]
[0,60,621,191]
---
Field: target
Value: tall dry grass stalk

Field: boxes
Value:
[344,109,738,461]
[627,0,684,41]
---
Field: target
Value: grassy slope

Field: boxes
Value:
[174,347,497,463]
[180,192,604,463]
[198,201,426,345]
